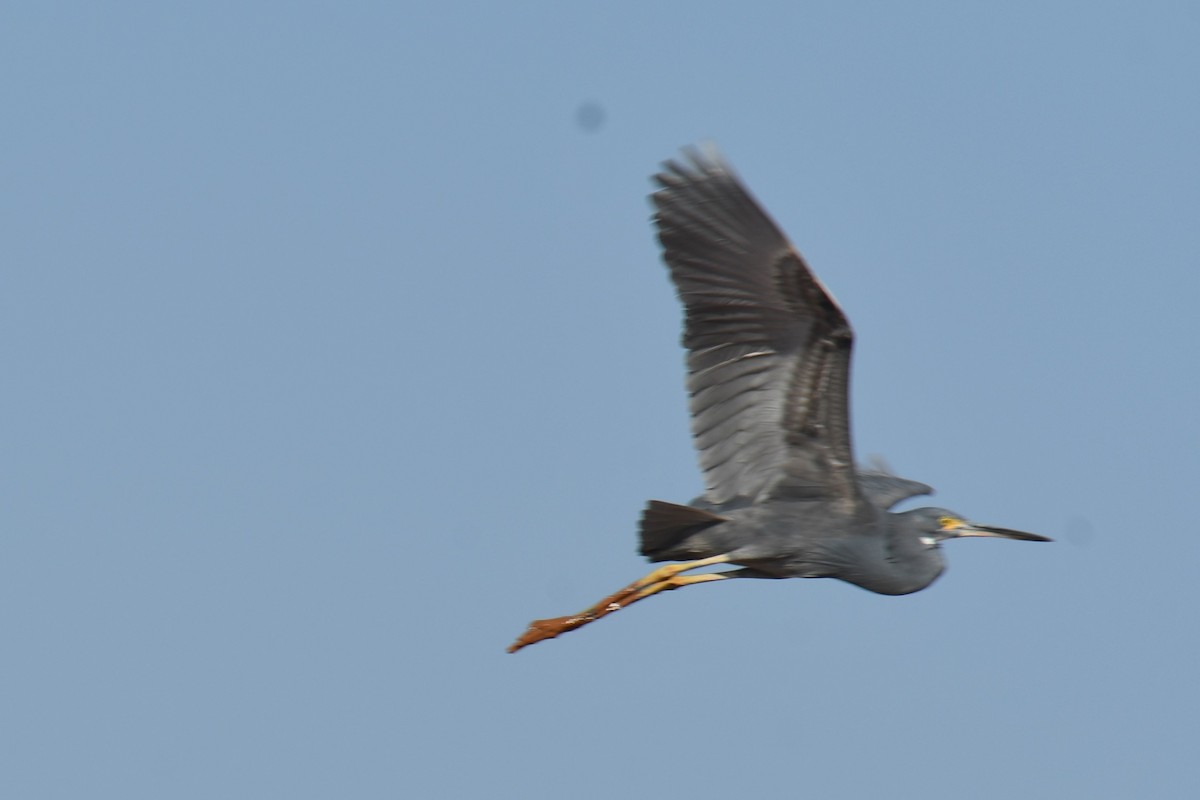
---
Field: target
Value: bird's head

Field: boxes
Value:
[902,507,1051,548]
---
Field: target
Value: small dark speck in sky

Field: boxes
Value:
[575,101,606,133]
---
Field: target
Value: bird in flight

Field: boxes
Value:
[508,146,1049,653]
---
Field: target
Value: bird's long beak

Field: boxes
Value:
[954,523,1052,542]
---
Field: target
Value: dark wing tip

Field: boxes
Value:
[650,143,769,255]
[653,143,734,193]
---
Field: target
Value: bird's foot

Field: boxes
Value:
[506,554,734,653]
[506,583,638,653]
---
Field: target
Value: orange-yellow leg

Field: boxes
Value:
[506,555,732,653]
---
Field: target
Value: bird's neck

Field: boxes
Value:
[834,525,946,596]
[880,528,946,595]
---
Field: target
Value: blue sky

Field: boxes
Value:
[3,2,1199,797]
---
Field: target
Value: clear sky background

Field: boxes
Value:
[3,2,1199,798]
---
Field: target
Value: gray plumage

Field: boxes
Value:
[643,146,1047,594]
[507,146,1047,653]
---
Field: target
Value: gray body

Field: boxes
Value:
[654,498,949,595]
[640,147,1047,595]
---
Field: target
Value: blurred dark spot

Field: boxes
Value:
[1063,515,1094,546]
[575,101,606,133]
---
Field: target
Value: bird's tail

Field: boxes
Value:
[638,500,728,560]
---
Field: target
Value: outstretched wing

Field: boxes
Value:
[652,146,860,507]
